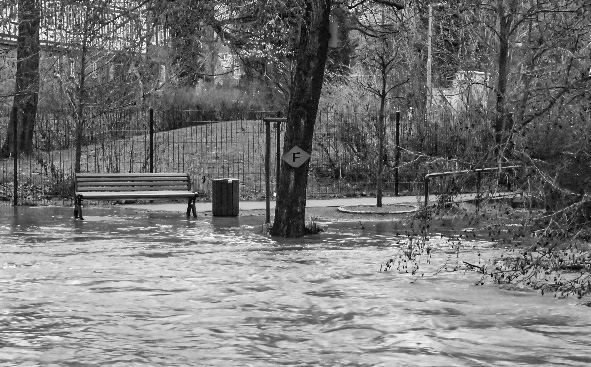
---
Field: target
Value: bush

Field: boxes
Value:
[150,84,283,131]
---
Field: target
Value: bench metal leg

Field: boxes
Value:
[187,197,197,218]
[74,196,84,220]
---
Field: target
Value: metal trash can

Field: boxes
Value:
[212,178,239,216]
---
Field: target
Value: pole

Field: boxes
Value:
[424,176,429,207]
[276,121,281,188]
[149,108,154,173]
[394,111,400,196]
[12,106,17,206]
[265,119,271,224]
[377,110,384,207]
[476,170,482,211]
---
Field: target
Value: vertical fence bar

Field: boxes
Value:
[476,170,482,211]
[12,106,17,206]
[276,121,281,188]
[394,111,400,196]
[265,119,271,224]
[424,176,429,207]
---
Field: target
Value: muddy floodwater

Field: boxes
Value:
[1,206,590,366]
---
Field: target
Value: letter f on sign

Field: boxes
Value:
[282,146,311,168]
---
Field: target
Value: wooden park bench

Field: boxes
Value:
[74,172,198,219]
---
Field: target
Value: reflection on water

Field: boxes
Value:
[1,206,590,366]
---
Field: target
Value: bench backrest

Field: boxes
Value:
[75,173,193,193]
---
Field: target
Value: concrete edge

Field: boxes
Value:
[337,204,419,215]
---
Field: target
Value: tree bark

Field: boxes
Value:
[270,0,331,238]
[0,0,40,158]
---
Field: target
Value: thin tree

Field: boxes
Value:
[353,5,408,206]
[50,0,153,172]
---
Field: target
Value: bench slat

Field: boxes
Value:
[76,177,188,182]
[78,185,190,192]
[76,173,188,178]
[76,181,189,187]
[78,191,197,199]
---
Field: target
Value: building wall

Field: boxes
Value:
[432,70,489,113]
[0,1,247,108]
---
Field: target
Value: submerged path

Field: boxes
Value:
[123,192,520,215]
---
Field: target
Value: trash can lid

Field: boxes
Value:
[213,178,239,182]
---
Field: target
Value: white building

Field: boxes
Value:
[432,70,490,112]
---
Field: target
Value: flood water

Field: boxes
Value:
[1,206,590,366]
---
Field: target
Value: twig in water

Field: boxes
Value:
[463,261,485,273]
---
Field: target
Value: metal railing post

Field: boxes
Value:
[276,121,281,187]
[394,111,400,196]
[476,170,482,210]
[149,108,154,173]
[12,106,17,206]
[424,176,429,207]
[262,117,287,224]
[424,165,520,208]
[265,119,271,224]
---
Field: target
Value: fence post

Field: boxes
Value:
[12,106,17,206]
[276,121,281,187]
[394,111,400,196]
[265,119,271,224]
[424,176,429,207]
[149,108,154,173]
[476,170,482,211]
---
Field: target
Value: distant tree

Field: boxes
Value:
[352,4,409,206]
[154,0,209,86]
[45,0,155,172]
[460,0,591,163]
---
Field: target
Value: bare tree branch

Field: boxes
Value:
[372,0,404,10]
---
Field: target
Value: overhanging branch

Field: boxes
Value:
[372,0,404,10]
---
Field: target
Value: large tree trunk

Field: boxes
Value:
[0,0,40,158]
[270,0,331,238]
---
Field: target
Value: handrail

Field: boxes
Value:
[424,165,521,207]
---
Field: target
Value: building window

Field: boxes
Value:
[69,59,76,78]
[90,61,98,78]
[233,66,242,79]
[159,64,166,84]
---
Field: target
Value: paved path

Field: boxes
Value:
[123,192,519,214]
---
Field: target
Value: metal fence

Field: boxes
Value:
[0,106,497,206]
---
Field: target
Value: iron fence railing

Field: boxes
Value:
[0,106,499,206]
